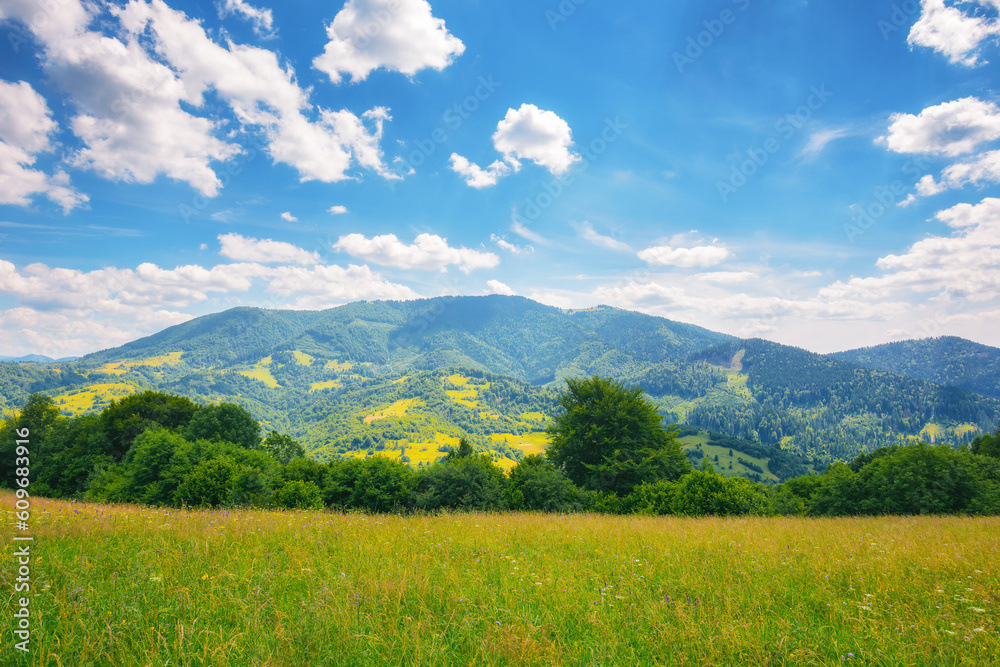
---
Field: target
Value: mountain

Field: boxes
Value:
[831,336,1000,400]
[0,354,79,363]
[0,296,996,474]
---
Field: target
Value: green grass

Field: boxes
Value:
[5,493,998,666]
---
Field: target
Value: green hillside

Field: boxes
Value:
[832,336,1000,400]
[1,296,997,475]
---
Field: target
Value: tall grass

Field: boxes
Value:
[3,491,997,666]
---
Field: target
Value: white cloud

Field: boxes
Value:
[328,205,349,215]
[448,154,516,189]
[577,221,631,252]
[0,0,400,197]
[820,197,1000,303]
[638,243,731,268]
[333,232,500,273]
[693,271,756,284]
[218,233,320,265]
[485,279,515,296]
[917,173,947,195]
[937,149,1000,189]
[116,0,398,185]
[510,220,550,246]
[882,97,1000,156]
[0,79,87,212]
[492,104,580,175]
[281,211,298,222]
[0,255,417,356]
[800,128,848,159]
[490,234,532,254]
[312,0,465,84]
[266,264,418,309]
[908,0,1000,66]
[217,0,275,38]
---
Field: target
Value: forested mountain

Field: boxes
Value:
[832,336,1000,400]
[0,296,997,471]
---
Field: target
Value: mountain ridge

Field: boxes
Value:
[1,296,996,469]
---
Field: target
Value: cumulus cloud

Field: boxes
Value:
[218,233,320,265]
[0,254,417,356]
[313,0,465,84]
[881,97,1000,156]
[451,104,579,187]
[333,232,500,273]
[217,0,275,38]
[116,0,397,184]
[638,243,731,268]
[448,154,516,189]
[485,279,515,296]
[820,197,1000,303]
[908,0,1000,66]
[0,0,398,199]
[281,211,298,222]
[266,264,418,309]
[0,79,87,212]
[492,104,580,175]
[328,205,349,215]
[577,221,631,252]
[693,271,756,284]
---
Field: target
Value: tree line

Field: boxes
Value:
[2,378,999,516]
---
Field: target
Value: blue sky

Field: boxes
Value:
[2,0,1000,357]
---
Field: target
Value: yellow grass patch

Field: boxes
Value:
[309,380,341,392]
[54,382,136,415]
[363,398,420,423]
[292,350,314,366]
[238,367,280,388]
[491,431,549,456]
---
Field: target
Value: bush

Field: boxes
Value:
[415,455,506,511]
[326,457,417,512]
[505,455,582,512]
[671,468,771,516]
[184,403,261,450]
[275,480,324,510]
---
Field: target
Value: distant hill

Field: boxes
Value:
[0,296,996,472]
[0,354,79,363]
[831,336,1000,400]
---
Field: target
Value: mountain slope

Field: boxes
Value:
[0,296,996,470]
[831,336,1000,400]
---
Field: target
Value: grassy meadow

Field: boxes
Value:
[3,492,998,666]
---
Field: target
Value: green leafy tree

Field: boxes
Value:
[415,455,506,511]
[0,393,62,488]
[262,431,305,465]
[504,454,581,512]
[545,376,689,495]
[34,414,113,498]
[175,456,238,507]
[283,455,325,486]
[275,480,324,510]
[184,403,261,450]
[809,463,862,516]
[856,444,978,515]
[99,391,199,461]
[121,428,189,504]
[671,467,771,516]
[972,430,1000,458]
[325,457,417,512]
